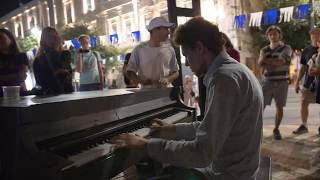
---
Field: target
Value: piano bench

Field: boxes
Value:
[257,156,272,180]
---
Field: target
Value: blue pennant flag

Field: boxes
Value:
[131,31,141,42]
[297,3,311,19]
[264,8,279,25]
[71,38,81,49]
[90,35,97,47]
[109,34,119,44]
[234,15,246,29]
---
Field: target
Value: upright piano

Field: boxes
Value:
[0,87,196,180]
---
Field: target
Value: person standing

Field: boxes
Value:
[259,25,292,140]
[76,34,104,91]
[126,17,179,88]
[293,28,320,134]
[112,17,263,180]
[33,27,73,95]
[221,32,240,62]
[0,28,28,96]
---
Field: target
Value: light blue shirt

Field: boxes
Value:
[77,51,101,85]
[147,51,264,180]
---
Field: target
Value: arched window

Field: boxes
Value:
[17,24,22,37]
[83,0,95,14]
[30,17,35,29]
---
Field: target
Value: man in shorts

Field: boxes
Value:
[293,28,320,135]
[259,25,292,140]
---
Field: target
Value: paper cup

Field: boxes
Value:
[2,86,20,100]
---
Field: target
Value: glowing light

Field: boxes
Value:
[31,27,41,41]
[201,0,225,23]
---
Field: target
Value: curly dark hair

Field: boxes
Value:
[173,17,224,55]
[0,28,21,55]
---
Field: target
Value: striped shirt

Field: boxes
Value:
[260,43,292,81]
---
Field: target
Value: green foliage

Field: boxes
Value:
[59,24,94,40]
[18,36,38,52]
[264,0,309,8]
[251,21,310,50]
[92,45,130,67]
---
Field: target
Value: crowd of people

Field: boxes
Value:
[2,15,320,180]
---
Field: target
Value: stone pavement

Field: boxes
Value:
[262,86,320,180]
[262,125,320,180]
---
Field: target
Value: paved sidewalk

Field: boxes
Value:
[262,86,320,180]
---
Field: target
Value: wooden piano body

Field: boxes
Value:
[0,88,195,180]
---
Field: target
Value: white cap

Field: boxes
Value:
[147,17,175,31]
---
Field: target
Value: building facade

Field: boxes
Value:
[0,0,264,67]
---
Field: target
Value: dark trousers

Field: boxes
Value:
[146,166,206,180]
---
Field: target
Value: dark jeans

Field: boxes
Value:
[79,83,100,91]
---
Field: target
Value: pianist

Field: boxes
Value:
[112,17,263,180]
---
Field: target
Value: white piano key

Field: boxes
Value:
[161,111,188,124]
[131,127,152,137]
[131,111,188,137]
[68,143,114,167]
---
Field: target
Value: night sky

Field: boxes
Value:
[0,0,32,18]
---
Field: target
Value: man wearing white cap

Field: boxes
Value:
[126,17,179,88]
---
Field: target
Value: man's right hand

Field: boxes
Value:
[295,82,300,94]
[150,118,176,133]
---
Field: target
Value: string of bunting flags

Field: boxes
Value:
[64,31,142,49]
[234,3,312,29]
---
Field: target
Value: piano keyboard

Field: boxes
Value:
[63,110,189,167]
[130,111,188,137]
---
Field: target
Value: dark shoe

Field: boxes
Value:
[292,125,308,134]
[318,127,320,136]
[273,129,282,140]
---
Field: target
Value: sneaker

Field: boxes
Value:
[292,125,308,135]
[273,129,282,140]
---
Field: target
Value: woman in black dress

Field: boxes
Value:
[0,28,29,96]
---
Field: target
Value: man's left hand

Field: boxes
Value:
[309,67,320,76]
[111,133,149,149]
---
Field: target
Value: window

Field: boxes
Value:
[15,22,23,38]
[29,17,35,29]
[65,3,72,24]
[144,15,152,27]
[176,0,192,8]
[87,0,92,10]
[111,23,117,34]
[125,20,131,40]
[160,9,168,20]
[83,0,95,14]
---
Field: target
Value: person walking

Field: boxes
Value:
[259,25,292,140]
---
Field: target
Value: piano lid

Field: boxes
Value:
[0,89,134,108]
[0,88,178,141]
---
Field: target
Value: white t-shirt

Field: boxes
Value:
[126,41,179,88]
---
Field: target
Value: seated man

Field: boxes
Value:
[112,17,263,180]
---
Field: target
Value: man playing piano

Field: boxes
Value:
[112,17,263,180]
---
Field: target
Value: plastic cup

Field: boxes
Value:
[2,86,20,100]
